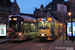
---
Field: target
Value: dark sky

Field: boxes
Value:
[11,0,68,14]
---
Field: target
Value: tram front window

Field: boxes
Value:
[38,21,51,29]
[8,21,22,32]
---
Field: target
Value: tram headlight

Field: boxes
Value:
[19,33,21,36]
[42,34,44,36]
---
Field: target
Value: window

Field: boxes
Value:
[30,23,36,32]
[54,22,58,29]
[38,21,51,29]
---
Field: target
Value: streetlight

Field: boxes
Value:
[71,0,74,42]
[68,12,72,16]
[68,12,73,42]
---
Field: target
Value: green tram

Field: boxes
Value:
[6,15,38,41]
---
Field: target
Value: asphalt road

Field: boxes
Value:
[0,34,63,50]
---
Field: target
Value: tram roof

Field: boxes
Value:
[9,15,37,22]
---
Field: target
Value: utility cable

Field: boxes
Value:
[22,0,34,8]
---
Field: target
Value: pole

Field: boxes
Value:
[62,1,65,45]
[62,6,64,45]
[71,15,73,42]
[71,0,73,42]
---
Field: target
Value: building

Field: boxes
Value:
[34,0,67,23]
[0,0,20,39]
[0,0,20,24]
[65,0,75,17]
[34,4,45,18]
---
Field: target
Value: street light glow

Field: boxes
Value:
[68,12,72,16]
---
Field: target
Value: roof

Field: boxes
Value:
[9,15,37,22]
[20,13,38,19]
[0,0,13,7]
[20,13,34,17]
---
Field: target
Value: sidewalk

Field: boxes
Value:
[52,34,75,50]
[0,39,7,43]
[53,40,75,50]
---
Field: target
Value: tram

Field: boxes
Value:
[37,17,62,40]
[6,15,38,41]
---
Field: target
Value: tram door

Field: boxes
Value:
[24,23,29,39]
[29,23,37,39]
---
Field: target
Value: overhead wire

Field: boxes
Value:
[22,0,35,13]
[22,0,34,8]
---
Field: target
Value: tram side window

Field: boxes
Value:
[24,23,28,33]
[30,23,36,32]
[54,22,58,29]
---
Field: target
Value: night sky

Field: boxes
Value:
[10,0,69,14]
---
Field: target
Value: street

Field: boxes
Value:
[0,34,65,50]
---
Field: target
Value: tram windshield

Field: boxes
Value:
[38,21,51,29]
[8,21,22,32]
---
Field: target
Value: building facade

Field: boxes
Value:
[64,0,75,20]
[34,0,67,23]
[0,0,20,23]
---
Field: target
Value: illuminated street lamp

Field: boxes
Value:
[68,12,72,16]
[68,12,73,42]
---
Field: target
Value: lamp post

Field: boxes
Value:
[62,6,64,45]
[72,0,74,43]
[70,0,74,42]
[68,12,73,42]
[62,2,64,45]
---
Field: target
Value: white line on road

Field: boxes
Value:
[49,38,59,50]
[41,35,63,50]
[49,35,63,50]
[55,39,60,45]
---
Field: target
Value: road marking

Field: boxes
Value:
[49,38,59,50]
[55,39,60,45]
[41,47,44,50]
[41,34,63,50]
[49,35,63,50]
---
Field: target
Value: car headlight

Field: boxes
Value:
[19,33,21,36]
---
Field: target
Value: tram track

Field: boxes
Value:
[0,41,12,46]
[6,42,24,50]
[40,34,63,50]
[13,35,62,50]
[0,35,63,50]
[6,39,49,50]
[0,40,32,50]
